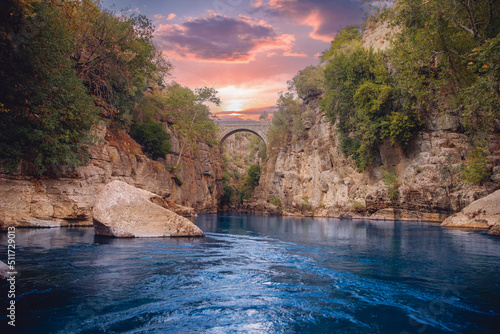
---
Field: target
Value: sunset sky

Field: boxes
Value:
[101,0,364,120]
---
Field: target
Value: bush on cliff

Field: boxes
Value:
[130,120,171,160]
[240,165,261,202]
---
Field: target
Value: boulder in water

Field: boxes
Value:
[0,260,15,279]
[93,181,204,238]
[442,189,500,234]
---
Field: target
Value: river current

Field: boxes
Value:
[1,214,500,333]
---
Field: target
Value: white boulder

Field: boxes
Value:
[93,181,204,237]
[442,189,500,235]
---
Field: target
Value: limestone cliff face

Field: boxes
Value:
[0,123,223,230]
[247,108,500,222]
[244,22,500,222]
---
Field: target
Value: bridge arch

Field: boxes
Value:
[217,121,270,146]
[219,129,267,146]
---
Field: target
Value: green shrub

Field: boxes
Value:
[130,120,171,160]
[384,170,400,204]
[352,201,366,213]
[461,147,490,185]
[300,196,313,212]
[270,197,281,206]
[240,164,261,202]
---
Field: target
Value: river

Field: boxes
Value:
[1,214,500,333]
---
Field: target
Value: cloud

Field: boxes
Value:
[216,106,278,121]
[155,13,304,63]
[251,0,264,7]
[258,0,362,43]
[167,13,176,21]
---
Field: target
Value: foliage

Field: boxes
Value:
[221,172,236,206]
[67,0,172,120]
[300,196,313,213]
[259,111,270,122]
[0,0,99,174]
[352,201,366,213]
[240,164,261,201]
[461,34,500,137]
[133,83,220,169]
[130,120,171,160]
[460,147,491,185]
[268,92,308,147]
[321,25,362,62]
[270,197,281,207]
[383,169,400,204]
[389,0,500,139]
[321,37,399,171]
[0,0,174,174]
[247,134,267,163]
[289,65,325,102]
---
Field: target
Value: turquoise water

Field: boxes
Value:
[1,214,500,333]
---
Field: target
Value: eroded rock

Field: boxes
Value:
[442,189,500,231]
[0,261,15,279]
[93,181,204,238]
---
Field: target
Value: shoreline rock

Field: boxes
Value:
[93,181,204,238]
[0,260,15,279]
[442,189,500,234]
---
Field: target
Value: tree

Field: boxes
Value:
[0,0,99,174]
[259,111,270,122]
[240,164,261,201]
[289,65,325,102]
[389,0,500,138]
[267,92,307,147]
[321,25,362,62]
[67,0,172,120]
[147,83,221,170]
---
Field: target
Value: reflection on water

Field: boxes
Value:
[1,215,500,333]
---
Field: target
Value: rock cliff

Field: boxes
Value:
[246,108,500,222]
[0,123,223,230]
[240,22,500,223]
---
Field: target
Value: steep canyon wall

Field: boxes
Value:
[246,110,500,221]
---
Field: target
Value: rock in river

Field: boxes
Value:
[441,189,500,235]
[0,260,14,279]
[93,181,204,238]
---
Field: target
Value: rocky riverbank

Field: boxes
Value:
[0,123,223,230]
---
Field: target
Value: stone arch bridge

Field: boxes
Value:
[216,120,270,146]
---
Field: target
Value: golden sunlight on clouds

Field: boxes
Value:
[212,77,289,115]
[217,85,261,112]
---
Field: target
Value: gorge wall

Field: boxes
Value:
[245,108,500,221]
[0,123,223,230]
[238,23,500,222]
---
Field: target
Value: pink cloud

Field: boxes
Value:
[261,0,362,43]
[155,13,304,63]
